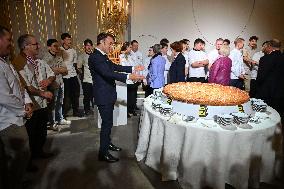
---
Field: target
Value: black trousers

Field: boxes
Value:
[230,79,245,90]
[142,84,152,98]
[127,84,137,113]
[188,77,206,83]
[0,125,30,189]
[97,104,114,154]
[249,79,257,98]
[25,108,48,156]
[63,76,80,116]
[82,82,93,112]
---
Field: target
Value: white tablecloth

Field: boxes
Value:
[135,98,282,189]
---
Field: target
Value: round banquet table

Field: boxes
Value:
[135,97,282,189]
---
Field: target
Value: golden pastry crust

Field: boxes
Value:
[163,82,249,106]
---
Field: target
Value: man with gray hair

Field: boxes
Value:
[256,39,284,117]
[0,25,32,189]
[12,34,55,159]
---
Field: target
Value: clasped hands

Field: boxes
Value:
[129,65,145,82]
[24,103,33,119]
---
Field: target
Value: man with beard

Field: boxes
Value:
[0,26,33,188]
[243,36,259,92]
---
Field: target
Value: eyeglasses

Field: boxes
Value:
[29,43,39,46]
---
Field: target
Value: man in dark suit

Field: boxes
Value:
[256,39,284,117]
[89,33,144,162]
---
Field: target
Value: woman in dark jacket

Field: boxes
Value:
[208,44,232,86]
[168,41,186,83]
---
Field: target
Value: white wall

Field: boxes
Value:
[131,0,284,55]
[76,0,98,49]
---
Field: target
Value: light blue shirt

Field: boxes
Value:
[148,55,166,88]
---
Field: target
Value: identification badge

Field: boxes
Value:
[237,105,244,113]
[199,105,208,117]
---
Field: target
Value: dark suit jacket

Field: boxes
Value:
[256,50,284,108]
[89,49,132,105]
[168,53,186,83]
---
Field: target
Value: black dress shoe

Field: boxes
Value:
[26,163,38,172]
[32,152,55,159]
[98,153,119,163]
[109,143,122,151]
[73,111,84,117]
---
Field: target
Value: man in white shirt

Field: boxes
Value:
[250,41,268,97]
[243,36,259,92]
[160,42,171,84]
[142,46,154,97]
[160,38,172,57]
[229,38,245,89]
[188,38,209,83]
[208,38,224,68]
[77,39,94,115]
[12,34,55,159]
[130,40,143,111]
[183,38,191,52]
[223,39,230,46]
[130,40,143,66]
[60,33,83,117]
[0,25,32,189]
[43,39,70,129]
[180,39,190,79]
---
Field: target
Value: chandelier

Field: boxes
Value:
[98,0,129,44]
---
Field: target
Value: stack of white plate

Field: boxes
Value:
[231,112,250,125]
[152,99,163,111]
[159,104,173,117]
[214,114,234,126]
[251,99,267,112]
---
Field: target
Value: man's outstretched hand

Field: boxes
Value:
[134,65,145,72]
[129,73,145,82]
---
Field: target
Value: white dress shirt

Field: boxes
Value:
[77,52,93,84]
[188,49,208,78]
[163,54,171,84]
[42,51,65,86]
[229,48,245,79]
[243,46,257,75]
[20,59,55,110]
[182,52,190,68]
[130,50,143,66]
[0,57,31,130]
[119,53,135,67]
[60,47,77,79]
[208,49,219,65]
[251,51,264,80]
[143,56,151,77]
[119,53,135,84]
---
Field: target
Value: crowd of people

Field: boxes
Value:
[0,25,145,187]
[128,36,284,118]
[1,22,284,188]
